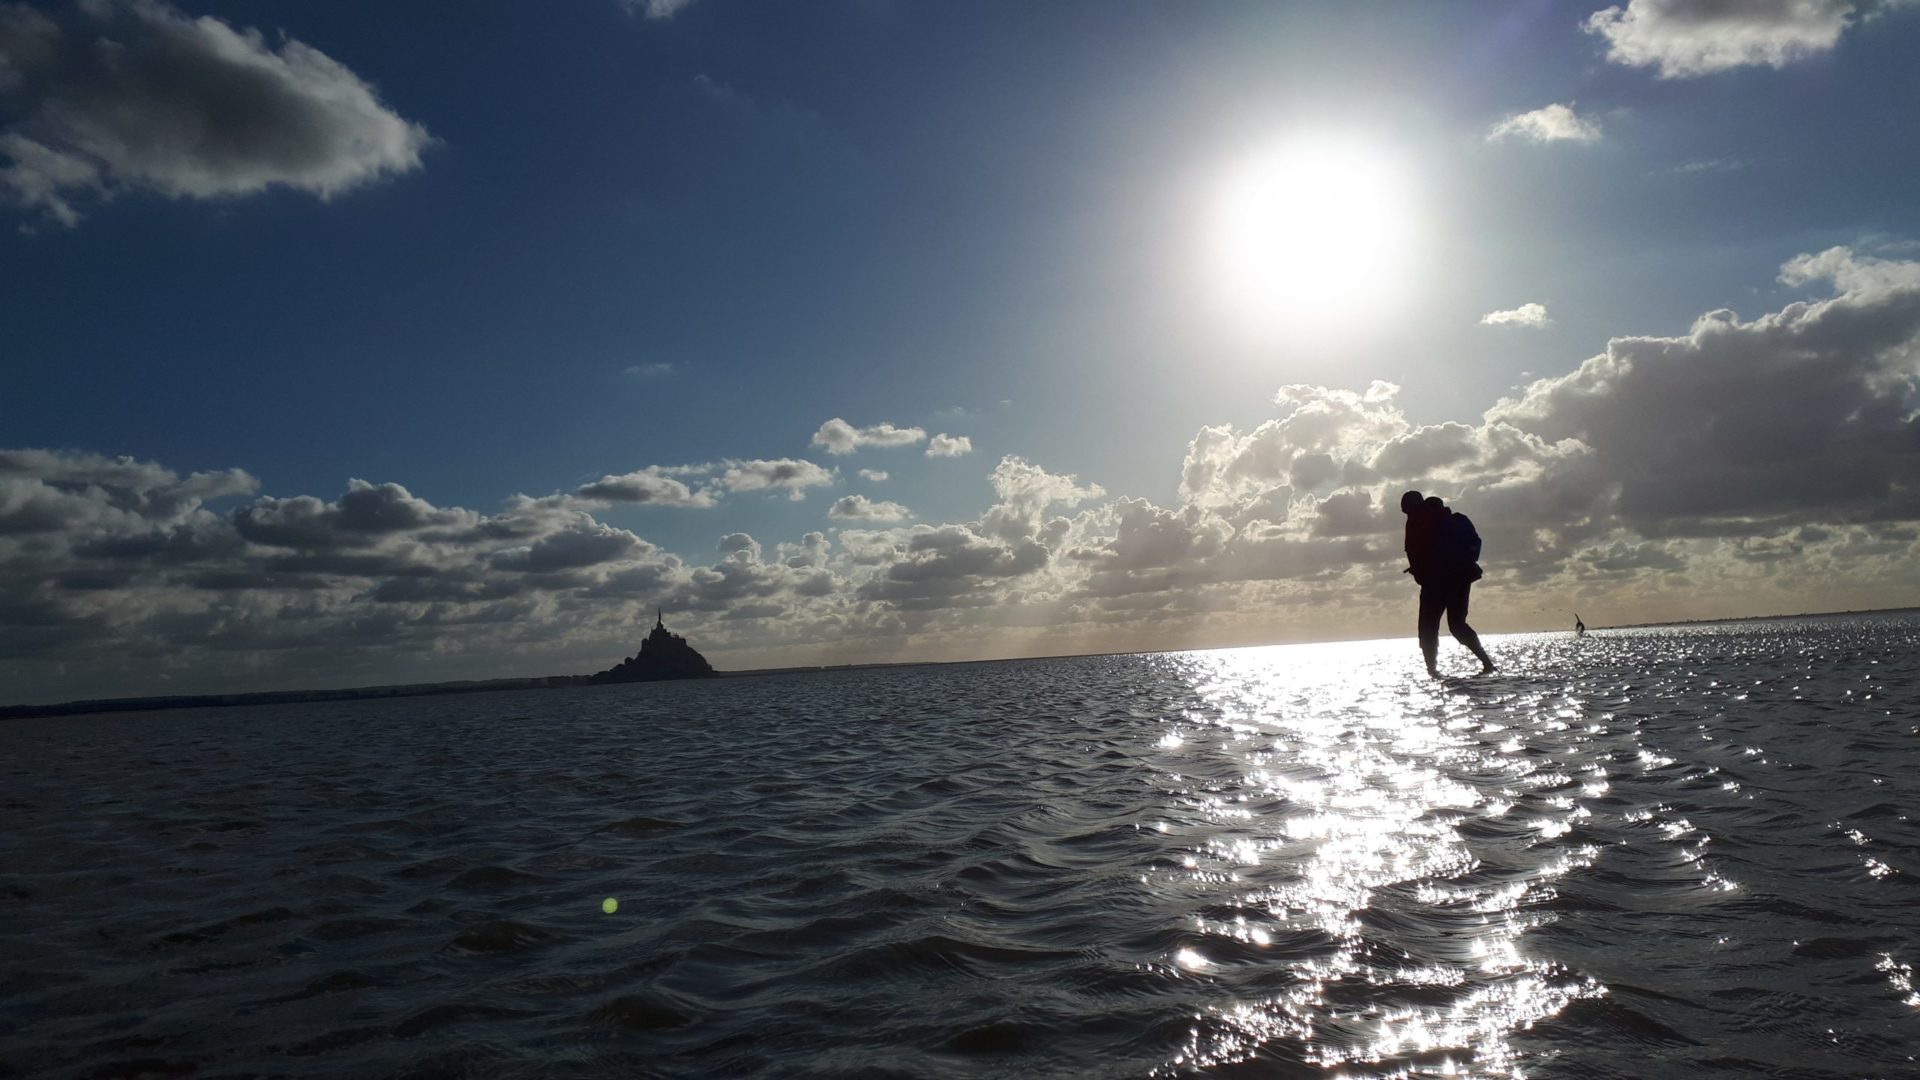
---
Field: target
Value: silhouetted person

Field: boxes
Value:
[1400,490,1495,678]
[1574,613,1586,636]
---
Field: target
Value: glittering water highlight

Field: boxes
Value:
[2,615,1916,1077]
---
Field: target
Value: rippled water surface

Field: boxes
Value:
[4,615,1918,1078]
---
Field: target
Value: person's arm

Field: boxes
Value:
[1404,520,1427,582]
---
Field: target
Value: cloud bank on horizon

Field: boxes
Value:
[3,0,1919,703]
[4,248,1917,703]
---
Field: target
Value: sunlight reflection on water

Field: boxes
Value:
[3,619,1916,1078]
[1153,639,1612,1077]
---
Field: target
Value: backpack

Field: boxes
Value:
[1443,512,1483,577]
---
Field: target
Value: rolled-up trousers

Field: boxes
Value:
[1418,577,1477,661]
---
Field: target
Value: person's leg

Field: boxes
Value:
[1417,585,1444,676]
[1445,582,1495,673]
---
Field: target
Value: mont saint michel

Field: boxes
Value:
[585,611,718,684]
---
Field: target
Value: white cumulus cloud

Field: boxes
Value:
[719,458,835,500]
[926,433,973,458]
[1486,103,1601,144]
[810,418,928,455]
[1481,303,1554,328]
[828,495,911,522]
[1584,0,1912,77]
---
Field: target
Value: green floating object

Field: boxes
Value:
[601,897,619,914]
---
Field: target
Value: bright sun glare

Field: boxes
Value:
[1204,136,1419,342]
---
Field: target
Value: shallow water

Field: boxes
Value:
[2,615,1917,1078]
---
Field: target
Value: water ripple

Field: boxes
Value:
[1,614,1917,1077]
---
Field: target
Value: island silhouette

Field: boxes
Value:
[9,605,1920,720]
[587,610,717,683]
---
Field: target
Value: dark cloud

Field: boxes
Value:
[0,0,429,224]
[492,522,646,573]
[1491,248,1920,532]
[234,481,473,549]
[723,601,787,621]
[574,468,714,507]
[0,4,59,93]
[1571,539,1689,576]
[0,448,255,534]
[1309,490,1380,538]
[857,525,1049,608]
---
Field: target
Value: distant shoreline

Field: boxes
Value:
[1589,606,1920,631]
[6,605,1917,720]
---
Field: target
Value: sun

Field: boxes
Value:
[1203,135,1420,342]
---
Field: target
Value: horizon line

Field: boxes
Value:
[5,604,1917,720]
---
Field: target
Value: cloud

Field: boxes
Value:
[1584,0,1913,77]
[492,521,645,573]
[718,458,835,500]
[0,457,731,698]
[855,526,1051,609]
[1481,302,1554,328]
[828,494,911,522]
[1486,104,1601,144]
[574,468,715,508]
[9,246,1920,700]
[0,5,59,95]
[234,480,474,549]
[0,0,431,225]
[810,418,927,455]
[1671,157,1748,176]
[0,448,256,535]
[623,363,675,378]
[573,458,839,508]
[857,469,889,483]
[1491,245,1920,532]
[926,433,973,457]
[979,455,1102,543]
[622,0,696,19]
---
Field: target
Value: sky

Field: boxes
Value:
[4,0,1920,703]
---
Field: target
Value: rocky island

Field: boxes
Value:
[587,610,717,683]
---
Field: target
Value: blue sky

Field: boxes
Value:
[5,0,1920,702]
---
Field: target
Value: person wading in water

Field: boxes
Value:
[1401,490,1496,678]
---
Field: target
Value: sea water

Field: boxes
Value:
[2,615,1916,1078]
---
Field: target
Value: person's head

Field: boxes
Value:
[1400,490,1424,515]
[1424,496,1446,514]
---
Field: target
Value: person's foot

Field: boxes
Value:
[1426,664,1441,679]
[1478,658,1496,675]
